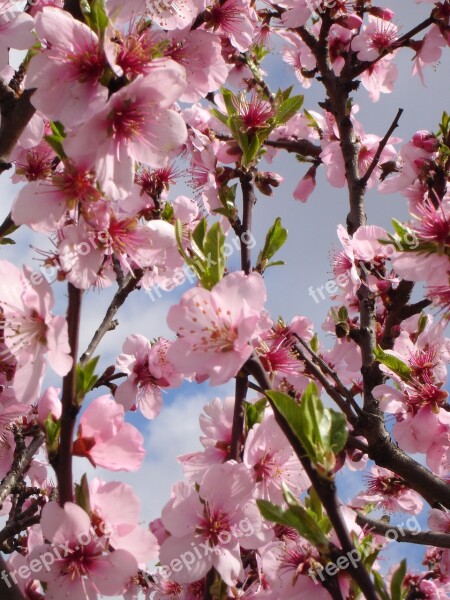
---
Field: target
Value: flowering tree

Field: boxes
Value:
[0,0,449,598]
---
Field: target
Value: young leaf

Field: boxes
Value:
[374,347,412,381]
[390,559,407,600]
[257,218,288,267]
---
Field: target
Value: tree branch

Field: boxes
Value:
[359,109,403,187]
[0,432,44,507]
[80,270,143,367]
[54,283,83,505]
[0,80,35,173]
[356,513,450,549]
[245,355,379,600]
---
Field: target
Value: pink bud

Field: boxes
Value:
[369,6,395,20]
[412,131,439,152]
[293,167,316,203]
[37,387,62,427]
[337,14,363,30]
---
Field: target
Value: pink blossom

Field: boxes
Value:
[260,536,331,600]
[353,466,423,514]
[167,272,266,385]
[351,16,398,61]
[64,66,188,199]
[0,2,35,66]
[73,395,146,471]
[243,413,310,502]
[115,334,182,419]
[89,478,158,564]
[164,29,229,103]
[0,260,72,404]
[28,501,138,599]
[37,386,62,427]
[360,54,399,102]
[279,0,311,28]
[203,0,255,52]
[26,7,108,128]
[159,462,268,585]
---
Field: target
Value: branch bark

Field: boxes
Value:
[54,283,83,505]
[0,80,35,173]
[245,355,380,600]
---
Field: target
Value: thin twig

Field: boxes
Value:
[0,433,45,506]
[356,513,450,549]
[80,270,143,366]
[359,109,403,187]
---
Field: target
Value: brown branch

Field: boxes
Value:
[54,283,83,505]
[230,374,248,461]
[245,355,379,600]
[80,270,143,367]
[215,133,321,158]
[63,0,84,20]
[0,432,45,506]
[0,80,35,173]
[359,109,403,187]
[356,513,450,549]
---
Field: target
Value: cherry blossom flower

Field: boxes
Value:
[243,413,310,502]
[353,466,423,514]
[115,334,182,419]
[26,7,108,128]
[0,260,72,404]
[28,501,138,599]
[0,2,35,67]
[89,478,158,565]
[64,66,188,199]
[167,271,266,385]
[351,16,398,61]
[159,462,268,585]
[73,395,146,471]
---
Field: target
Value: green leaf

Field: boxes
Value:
[192,218,207,253]
[245,398,267,431]
[202,222,226,289]
[266,390,317,460]
[275,95,304,125]
[75,356,100,404]
[267,384,348,477]
[80,0,109,36]
[221,88,237,116]
[75,474,91,514]
[257,494,331,553]
[257,218,288,269]
[210,108,230,128]
[373,571,391,600]
[390,559,407,600]
[0,237,16,245]
[44,414,61,458]
[374,347,412,382]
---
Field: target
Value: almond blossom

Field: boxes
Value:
[159,462,268,585]
[115,334,182,419]
[64,66,188,199]
[26,7,108,128]
[0,260,72,404]
[167,271,266,385]
[27,501,138,599]
[72,395,146,471]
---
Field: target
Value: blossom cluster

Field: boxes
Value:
[0,0,449,599]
